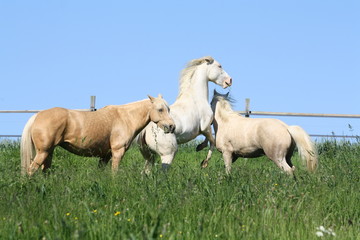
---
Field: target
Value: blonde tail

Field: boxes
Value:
[287,125,318,172]
[20,114,37,176]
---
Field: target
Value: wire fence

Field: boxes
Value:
[0,96,359,139]
[0,96,96,138]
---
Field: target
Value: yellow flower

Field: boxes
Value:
[66,213,71,216]
[127,218,131,222]
[159,234,163,238]
[92,209,97,213]
[114,211,121,216]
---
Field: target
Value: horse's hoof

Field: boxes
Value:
[162,163,171,171]
[200,160,208,168]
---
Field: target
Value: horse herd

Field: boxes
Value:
[20,56,318,177]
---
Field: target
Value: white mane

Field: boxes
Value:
[176,56,214,99]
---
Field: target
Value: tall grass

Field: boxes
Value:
[0,139,359,239]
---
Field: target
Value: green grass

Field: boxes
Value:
[0,139,359,239]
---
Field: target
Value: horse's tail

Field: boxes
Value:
[21,114,37,176]
[287,125,318,172]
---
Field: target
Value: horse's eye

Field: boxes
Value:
[158,108,164,113]
[218,65,222,69]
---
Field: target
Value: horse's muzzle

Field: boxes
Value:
[163,124,175,134]
[223,78,232,88]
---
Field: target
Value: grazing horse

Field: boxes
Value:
[203,91,318,175]
[137,56,232,173]
[21,95,175,176]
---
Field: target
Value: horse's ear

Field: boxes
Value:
[158,94,163,99]
[204,56,214,65]
[148,95,155,103]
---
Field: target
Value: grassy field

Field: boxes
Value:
[0,139,359,239]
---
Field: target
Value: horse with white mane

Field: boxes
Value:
[203,90,318,175]
[137,56,232,172]
[21,95,175,176]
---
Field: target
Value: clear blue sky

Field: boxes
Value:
[1,1,359,139]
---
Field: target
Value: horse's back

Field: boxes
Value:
[64,108,117,141]
[216,117,291,154]
[252,118,292,147]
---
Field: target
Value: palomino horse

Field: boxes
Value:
[137,56,232,173]
[21,95,175,176]
[202,91,318,175]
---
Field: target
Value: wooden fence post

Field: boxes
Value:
[90,96,96,111]
[245,98,250,117]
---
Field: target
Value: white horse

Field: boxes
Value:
[137,56,232,172]
[203,90,318,175]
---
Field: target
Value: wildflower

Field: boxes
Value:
[127,218,131,222]
[159,234,163,238]
[66,213,71,216]
[114,211,121,216]
[92,209,97,213]
[316,226,336,237]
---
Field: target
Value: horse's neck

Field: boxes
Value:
[119,100,152,131]
[174,66,209,105]
[215,101,238,123]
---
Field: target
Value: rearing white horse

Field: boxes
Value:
[137,56,232,172]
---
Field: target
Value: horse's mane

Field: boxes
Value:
[212,90,239,121]
[176,56,214,99]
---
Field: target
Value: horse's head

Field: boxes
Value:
[203,57,232,88]
[211,90,232,113]
[148,94,175,134]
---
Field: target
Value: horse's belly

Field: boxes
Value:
[176,130,199,144]
[235,148,265,158]
[60,139,111,157]
[217,138,264,158]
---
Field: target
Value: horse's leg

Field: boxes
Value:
[142,151,155,175]
[200,126,216,168]
[196,139,208,152]
[264,145,295,175]
[285,144,297,180]
[111,147,126,173]
[274,157,295,175]
[285,144,296,170]
[223,151,233,174]
[268,152,295,175]
[138,135,156,174]
[28,150,51,176]
[41,150,54,173]
[98,154,111,168]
